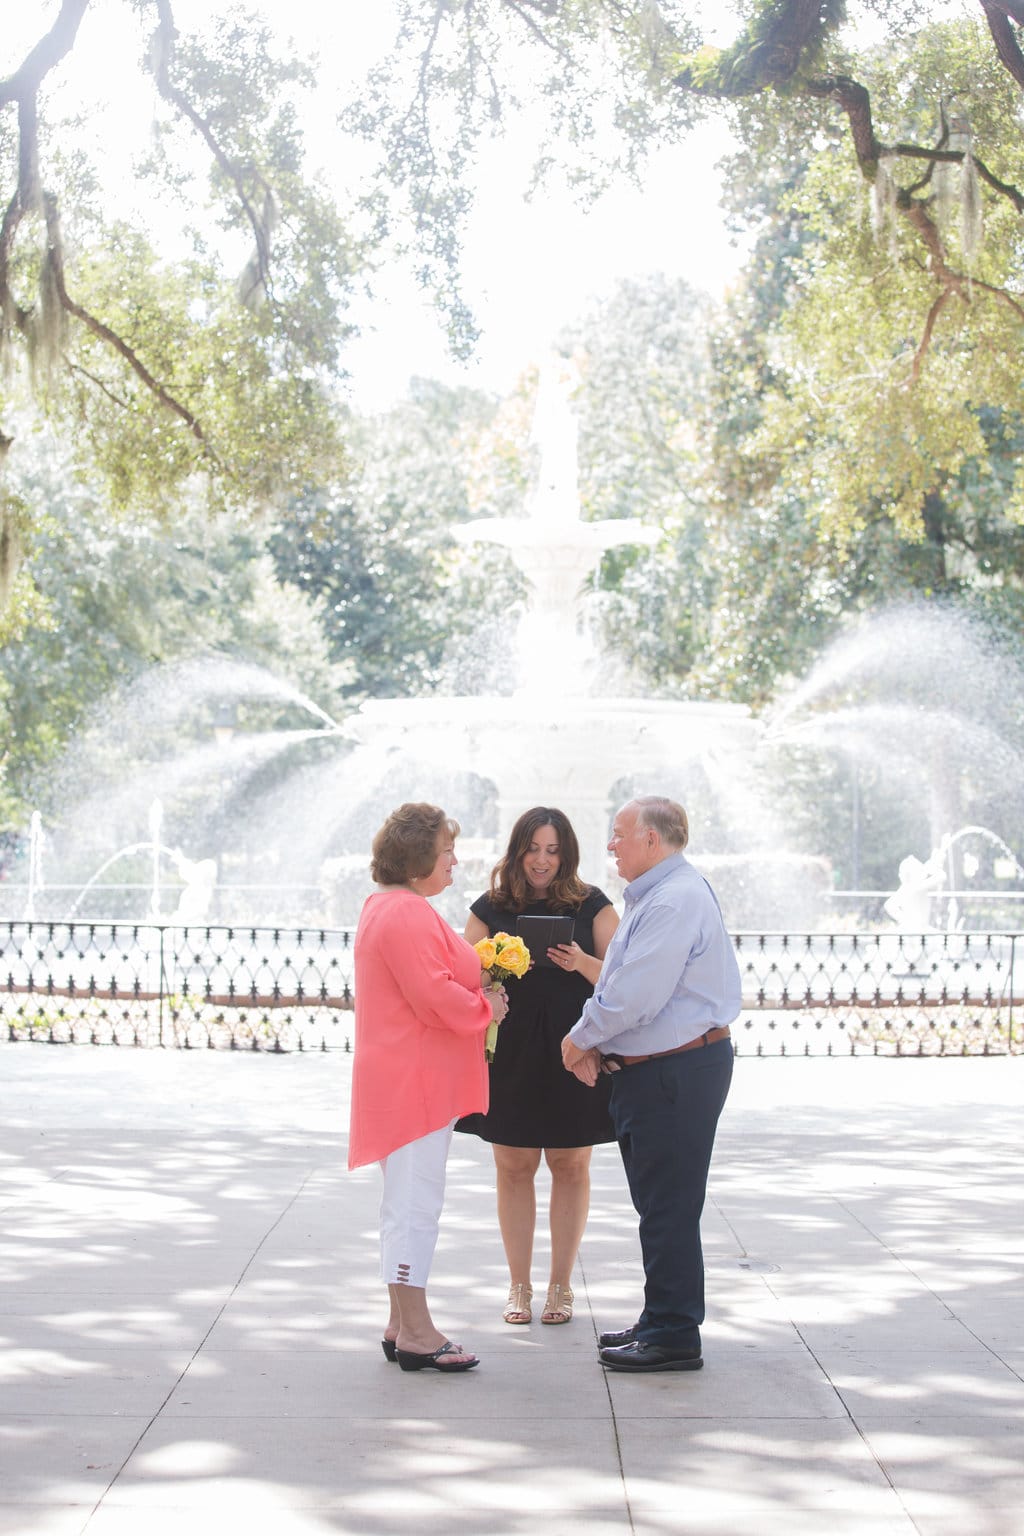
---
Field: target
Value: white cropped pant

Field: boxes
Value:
[379,1121,454,1288]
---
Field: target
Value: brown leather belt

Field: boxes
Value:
[600,1026,731,1073]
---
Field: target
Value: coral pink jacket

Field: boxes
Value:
[347,889,491,1170]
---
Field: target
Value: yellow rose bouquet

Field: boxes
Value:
[474,931,530,1061]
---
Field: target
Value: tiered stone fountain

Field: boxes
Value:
[344,355,756,879]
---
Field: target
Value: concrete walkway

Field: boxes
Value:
[1,1045,1022,1536]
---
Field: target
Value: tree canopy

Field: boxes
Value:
[353,1,1024,538]
[9,2,1024,563]
[1,0,359,617]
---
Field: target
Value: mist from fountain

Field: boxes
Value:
[53,798,218,922]
[764,602,1024,927]
[14,656,354,925]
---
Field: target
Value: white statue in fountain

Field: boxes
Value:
[885,824,1024,934]
[169,852,218,924]
[883,851,944,932]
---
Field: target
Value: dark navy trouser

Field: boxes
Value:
[609,1036,734,1349]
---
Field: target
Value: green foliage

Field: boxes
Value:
[56,230,349,516]
[672,0,848,95]
[346,2,1024,559]
[698,73,1024,705]
[0,435,343,829]
[566,274,711,522]
[722,17,1024,542]
[268,379,526,699]
[1,3,360,539]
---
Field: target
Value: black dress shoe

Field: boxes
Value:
[598,1324,638,1348]
[599,1340,703,1372]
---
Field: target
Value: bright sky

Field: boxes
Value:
[17,0,748,408]
[342,121,746,407]
[327,2,748,404]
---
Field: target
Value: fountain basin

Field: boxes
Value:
[347,693,756,878]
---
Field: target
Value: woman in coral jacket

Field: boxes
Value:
[348,802,508,1374]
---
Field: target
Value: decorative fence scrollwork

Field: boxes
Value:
[2,922,1020,1055]
[1,922,354,1052]
[733,931,1021,1055]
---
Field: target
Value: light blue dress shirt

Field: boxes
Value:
[568,852,742,1056]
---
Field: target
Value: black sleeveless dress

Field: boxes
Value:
[455,887,616,1149]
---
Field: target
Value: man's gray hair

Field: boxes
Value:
[632,795,689,851]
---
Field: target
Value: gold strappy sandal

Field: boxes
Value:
[503,1282,533,1324]
[541,1283,574,1324]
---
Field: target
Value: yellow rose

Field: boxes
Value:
[494,934,530,978]
[474,937,498,970]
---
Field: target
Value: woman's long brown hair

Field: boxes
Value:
[488,806,590,913]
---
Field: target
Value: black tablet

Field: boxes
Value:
[515,914,575,967]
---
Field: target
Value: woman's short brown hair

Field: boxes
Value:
[370,803,460,886]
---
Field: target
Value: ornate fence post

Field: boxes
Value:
[158,924,166,1048]
[1011,933,1018,1053]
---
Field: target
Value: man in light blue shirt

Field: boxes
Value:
[562,795,740,1372]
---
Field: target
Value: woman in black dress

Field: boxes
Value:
[456,807,619,1325]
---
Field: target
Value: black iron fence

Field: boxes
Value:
[2,922,1021,1056]
[1,922,354,1052]
[731,930,1021,1055]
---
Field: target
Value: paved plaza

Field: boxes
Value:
[1,1043,1022,1536]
